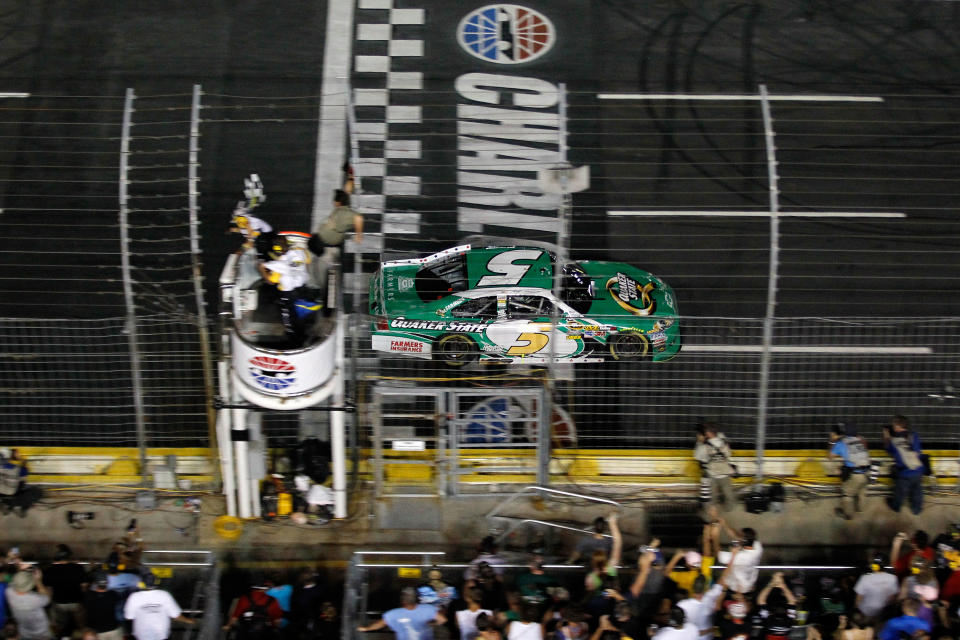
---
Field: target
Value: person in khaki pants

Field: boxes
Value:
[828,424,871,519]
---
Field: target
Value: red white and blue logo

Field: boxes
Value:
[248,356,296,392]
[458,5,555,65]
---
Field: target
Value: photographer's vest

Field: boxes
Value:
[842,436,871,468]
[891,435,922,470]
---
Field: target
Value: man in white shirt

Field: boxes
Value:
[716,522,763,594]
[853,554,899,622]
[651,606,698,640]
[677,550,738,638]
[123,573,193,640]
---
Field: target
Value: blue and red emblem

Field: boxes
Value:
[248,356,296,392]
[458,4,555,65]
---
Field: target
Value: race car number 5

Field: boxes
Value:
[477,250,543,287]
[506,332,549,356]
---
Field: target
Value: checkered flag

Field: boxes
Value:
[243,173,266,209]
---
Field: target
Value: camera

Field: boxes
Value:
[731,540,742,548]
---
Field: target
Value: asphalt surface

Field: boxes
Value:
[0,0,958,446]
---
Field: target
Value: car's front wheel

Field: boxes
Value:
[608,330,650,360]
[435,334,478,367]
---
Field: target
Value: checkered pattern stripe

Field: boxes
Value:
[352,0,425,234]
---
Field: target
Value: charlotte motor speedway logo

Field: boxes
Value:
[458,4,555,64]
[248,355,296,392]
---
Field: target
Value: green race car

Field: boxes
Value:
[369,244,681,366]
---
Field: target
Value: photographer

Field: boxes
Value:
[694,423,736,511]
[827,424,871,520]
[6,565,52,640]
[882,415,925,515]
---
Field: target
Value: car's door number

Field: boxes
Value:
[477,250,543,287]
[506,332,549,356]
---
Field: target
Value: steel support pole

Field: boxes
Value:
[119,88,150,486]
[216,361,237,517]
[756,84,781,482]
[187,84,219,489]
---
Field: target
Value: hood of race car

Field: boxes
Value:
[577,261,678,318]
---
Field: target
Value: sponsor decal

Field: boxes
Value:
[388,317,486,333]
[398,276,415,291]
[605,273,657,316]
[647,330,667,351]
[458,5,555,65]
[248,356,296,392]
[390,340,425,353]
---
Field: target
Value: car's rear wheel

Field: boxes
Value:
[609,330,649,360]
[435,334,478,367]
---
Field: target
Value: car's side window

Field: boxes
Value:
[507,295,555,319]
[451,296,497,319]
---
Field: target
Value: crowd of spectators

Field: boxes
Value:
[356,514,960,640]
[1,524,194,640]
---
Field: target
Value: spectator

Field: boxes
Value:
[892,531,935,579]
[551,608,588,640]
[883,415,925,515]
[0,450,41,517]
[717,521,763,594]
[223,580,283,640]
[289,570,323,639]
[566,518,612,566]
[83,572,122,640]
[475,613,502,640]
[470,562,508,614]
[465,537,508,582]
[939,550,960,602]
[828,424,871,520]
[358,586,446,640]
[835,612,876,640]
[584,513,622,596]
[677,555,737,639]
[44,544,87,638]
[0,571,6,632]
[124,572,193,640]
[5,568,51,640]
[650,605,697,640]
[666,551,709,598]
[506,603,543,640]
[591,599,644,640]
[853,554,899,623]
[515,553,556,607]
[456,587,492,640]
[694,424,737,511]
[264,573,293,631]
[754,573,798,639]
[878,598,930,640]
[716,600,750,640]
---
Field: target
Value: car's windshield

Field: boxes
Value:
[558,262,594,314]
[414,253,468,302]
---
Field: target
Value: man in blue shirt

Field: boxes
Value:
[879,598,930,640]
[357,587,445,640]
[828,424,871,520]
[883,415,925,515]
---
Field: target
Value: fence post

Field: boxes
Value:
[119,87,149,485]
[756,84,781,482]
[188,84,219,489]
